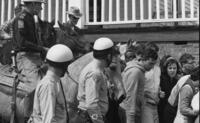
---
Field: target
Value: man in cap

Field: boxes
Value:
[30,44,73,123]
[72,37,114,123]
[64,6,82,36]
[12,0,48,83]
[58,6,90,58]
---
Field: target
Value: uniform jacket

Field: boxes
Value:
[32,71,67,123]
[77,62,109,117]
[13,9,43,52]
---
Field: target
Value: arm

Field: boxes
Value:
[123,68,140,111]
[39,83,57,123]
[180,85,198,117]
[85,72,105,120]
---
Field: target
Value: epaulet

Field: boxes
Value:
[19,13,26,19]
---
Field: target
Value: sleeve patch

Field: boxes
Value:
[18,20,24,28]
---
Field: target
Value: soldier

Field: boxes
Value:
[12,0,48,83]
[30,44,73,123]
[72,37,114,123]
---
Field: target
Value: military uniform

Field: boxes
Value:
[77,62,109,123]
[12,9,44,86]
[31,71,68,123]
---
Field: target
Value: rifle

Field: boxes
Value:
[10,50,20,123]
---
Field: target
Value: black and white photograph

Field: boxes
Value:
[0,0,199,123]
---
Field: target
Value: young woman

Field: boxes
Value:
[158,56,181,123]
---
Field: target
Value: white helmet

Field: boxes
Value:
[93,37,114,59]
[22,0,45,3]
[93,37,114,51]
[46,44,73,63]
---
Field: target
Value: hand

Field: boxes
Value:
[159,90,165,98]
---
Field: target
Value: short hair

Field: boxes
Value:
[142,48,158,61]
[190,66,199,81]
[124,43,144,62]
[145,41,159,52]
[179,53,195,66]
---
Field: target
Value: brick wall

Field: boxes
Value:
[157,41,199,64]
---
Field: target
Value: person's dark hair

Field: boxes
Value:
[93,48,113,60]
[125,43,139,62]
[160,55,171,73]
[190,66,199,81]
[162,57,181,77]
[145,41,159,52]
[179,53,195,66]
[142,47,158,61]
[46,59,71,69]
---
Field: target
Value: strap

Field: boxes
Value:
[59,80,69,123]
[66,72,79,85]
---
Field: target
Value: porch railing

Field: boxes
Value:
[84,0,199,25]
[0,0,199,28]
[0,0,68,27]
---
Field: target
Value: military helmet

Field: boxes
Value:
[93,37,114,59]
[46,44,73,63]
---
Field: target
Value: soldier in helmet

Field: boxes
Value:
[12,0,48,83]
[71,37,114,123]
[30,44,74,123]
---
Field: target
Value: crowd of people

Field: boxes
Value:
[0,0,199,123]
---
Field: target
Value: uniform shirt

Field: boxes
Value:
[12,9,42,52]
[77,62,109,116]
[32,71,67,123]
[120,60,146,114]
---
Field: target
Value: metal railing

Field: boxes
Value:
[0,0,199,28]
[0,0,67,27]
[84,0,199,25]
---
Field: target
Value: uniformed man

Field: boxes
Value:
[30,44,73,123]
[58,6,91,58]
[74,37,114,123]
[12,0,48,84]
[64,6,82,36]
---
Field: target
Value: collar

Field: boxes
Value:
[46,70,60,83]
[125,60,146,73]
